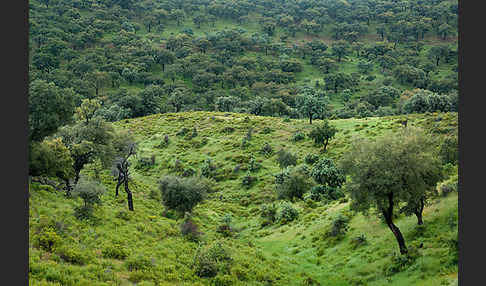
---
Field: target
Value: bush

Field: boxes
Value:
[125,255,154,271]
[260,203,277,223]
[56,246,90,265]
[276,149,297,169]
[72,177,105,209]
[350,234,367,249]
[221,126,235,134]
[176,127,190,137]
[261,127,273,134]
[182,167,196,177]
[115,210,131,221]
[291,131,306,142]
[34,226,62,252]
[201,158,216,178]
[439,135,458,165]
[383,247,420,276]
[159,175,210,213]
[275,166,312,200]
[193,241,232,278]
[304,153,319,165]
[102,243,129,259]
[135,156,155,170]
[241,171,257,189]
[260,143,274,157]
[180,219,202,242]
[216,214,234,237]
[309,185,344,201]
[248,156,260,172]
[156,135,170,148]
[326,214,350,237]
[277,202,299,224]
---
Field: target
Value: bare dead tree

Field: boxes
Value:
[113,143,136,211]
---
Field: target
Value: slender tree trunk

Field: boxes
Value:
[309,113,312,124]
[385,217,408,254]
[414,198,425,225]
[383,193,408,254]
[115,177,123,197]
[124,179,134,211]
[323,139,329,152]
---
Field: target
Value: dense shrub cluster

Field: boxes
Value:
[193,241,232,278]
[159,175,210,214]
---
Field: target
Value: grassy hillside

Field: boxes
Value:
[29,111,458,286]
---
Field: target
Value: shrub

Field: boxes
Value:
[241,137,250,149]
[241,171,257,189]
[277,202,299,224]
[276,149,297,169]
[217,214,234,237]
[308,120,337,152]
[102,243,129,259]
[261,127,273,134]
[383,247,420,276]
[56,246,90,265]
[125,255,154,271]
[159,175,210,213]
[193,241,232,278]
[73,177,105,209]
[176,127,190,136]
[309,185,344,201]
[221,126,235,134]
[248,156,260,172]
[34,226,62,252]
[260,143,274,157]
[212,274,236,286]
[115,210,131,221]
[283,117,291,122]
[350,234,367,249]
[260,203,277,223]
[201,158,216,178]
[291,131,306,142]
[182,167,196,177]
[180,219,202,242]
[439,135,458,165]
[326,214,350,237]
[135,156,155,170]
[158,134,170,148]
[304,153,319,165]
[275,166,312,200]
[190,127,198,138]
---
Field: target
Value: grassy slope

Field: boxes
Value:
[29,111,458,286]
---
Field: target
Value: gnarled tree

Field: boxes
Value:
[340,127,442,254]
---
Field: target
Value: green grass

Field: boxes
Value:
[29,111,458,285]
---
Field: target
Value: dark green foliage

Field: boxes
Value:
[304,153,319,165]
[275,166,312,200]
[260,203,277,224]
[308,120,338,152]
[180,218,202,242]
[402,89,456,114]
[277,202,299,224]
[291,131,306,142]
[177,127,191,137]
[193,241,232,278]
[350,234,368,249]
[216,214,234,237]
[260,143,274,157]
[201,158,216,178]
[309,185,344,201]
[125,255,154,271]
[310,158,345,188]
[72,177,105,214]
[159,175,210,213]
[29,80,77,142]
[135,156,155,170]
[276,149,298,169]
[326,214,350,237]
[341,127,443,254]
[241,171,257,189]
[438,135,458,165]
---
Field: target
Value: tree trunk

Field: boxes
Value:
[115,177,122,197]
[385,218,408,254]
[383,193,408,254]
[323,139,329,152]
[309,113,312,124]
[414,197,425,225]
[124,179,134,211]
